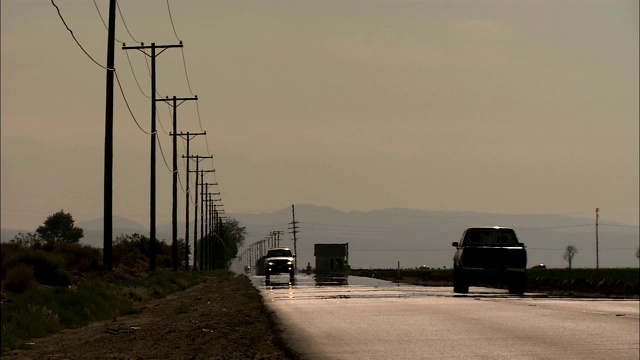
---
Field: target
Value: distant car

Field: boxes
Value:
[264,248,295,281]
[532,264,546,269]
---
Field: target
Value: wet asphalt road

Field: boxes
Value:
[251,274,639,359]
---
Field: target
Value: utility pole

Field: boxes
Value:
[202,189,210,270]
[186,157,212,270]
[201,183,215,269]
[214,204,219,269]
[103,0,116,271]
[122,42,183,271]
[175,132,205,271]
[289,204,299,268]
[212,199,222,268]
[596,207,600,269]
[157,96,198,271]
[273,230,283,247]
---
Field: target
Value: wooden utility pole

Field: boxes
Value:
[596,207,600,269]
[122,42,183,271]
[185,157,212,270]
[175,132,205,271]
[156,95,197,271]
[289,204,299,271]
[201,183,216,269]
[103,0,116,271]
[272,230,283,248]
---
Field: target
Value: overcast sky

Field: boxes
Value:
[2,0,638,231]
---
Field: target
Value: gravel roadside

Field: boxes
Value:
[4,274,297,360]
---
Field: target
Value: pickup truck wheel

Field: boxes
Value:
[507,280,526,294]
[507,274,526,294]
[453,282,469,294]
[453,270,469,294]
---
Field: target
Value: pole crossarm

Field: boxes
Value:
[185,155,213,162]
[156,96,198,107]
[122,42,183,57]
[176,131,206,141]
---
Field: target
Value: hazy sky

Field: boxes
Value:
[2,0,638,231]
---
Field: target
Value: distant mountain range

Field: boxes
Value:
[2,205,638,269]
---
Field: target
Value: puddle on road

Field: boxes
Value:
[250,274,539,301]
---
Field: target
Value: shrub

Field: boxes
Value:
[1,242,25,264]
[1,249,72,287]
[159,255,173,269]
[113,233,149,267]
[52,243,102,273]
[3,263,37,293]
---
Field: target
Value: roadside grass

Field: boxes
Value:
[526,268,639,297]
[526,268,639,284]
[1,268,218,352]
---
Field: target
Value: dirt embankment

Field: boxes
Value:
[4,275,297,360]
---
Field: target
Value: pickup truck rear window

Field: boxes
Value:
[267,250,293,257]
[463,229,519,245]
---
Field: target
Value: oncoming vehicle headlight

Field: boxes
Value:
[287,261,293,265]
[267,261,274,266]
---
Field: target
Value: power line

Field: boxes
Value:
[92,0,124,44]
[116,0,140,43]
[125,51,150,98]
[180,48,196,96]
[51,0,109,70]
[144,56,165,98]
[165,0,181,41]
[156,133,173,173]
[156,104,171,135]
[114,69,151,135]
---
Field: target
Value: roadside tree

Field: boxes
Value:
[217,218,246,269]
[563,245,578,269]
[36,210,84,244]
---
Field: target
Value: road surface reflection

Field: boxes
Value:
[250,273,542,301]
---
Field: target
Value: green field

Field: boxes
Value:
[348,268,639,298]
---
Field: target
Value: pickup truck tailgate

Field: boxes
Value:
[459,246,527,269]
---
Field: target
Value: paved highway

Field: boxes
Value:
[251,274,639,359]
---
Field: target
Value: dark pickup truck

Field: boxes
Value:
[264,247,295,282]
[452,227,527,294]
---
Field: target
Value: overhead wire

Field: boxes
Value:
[116,0,140,43]
[165,1,219,206]
[115,0,225,213]
[156,133,173,173]
[165,0,210,163]
[51,0,110,71]
[114,70,152,135]
[93,0,124,44]
[156,104,171,135]
[144,56,165,98]
[125,51,150,98]
[57,0,224,220]
[180,48,196,97]
[166,0,181,41]
[86,0,152,136]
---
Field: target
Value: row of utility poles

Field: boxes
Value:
[240,230,283,269]
[102,0,222,271]
[239,204,300,271]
